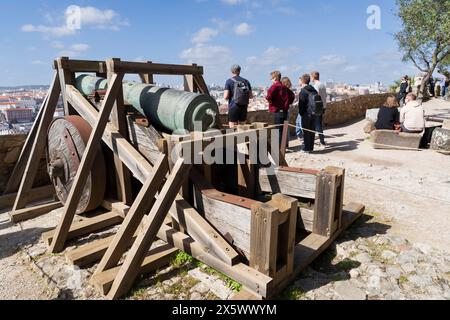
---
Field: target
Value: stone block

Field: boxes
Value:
[431,128,450,154]
[371,130,423,150]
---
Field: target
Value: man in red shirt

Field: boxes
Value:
[266,71,295,144]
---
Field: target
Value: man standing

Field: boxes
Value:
[298,74,324,153]
[224,65,253,128]
[311,71,327,146]
[398,75,410,106]
[266,71,294,144]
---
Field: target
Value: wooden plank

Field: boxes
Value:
[169,197,240,266]
[57,57,76,115]
[271,203,365,297]
[270,194,298,279]
[91,244,178,295]
[313,170,338,237]
[230,287,263,300]
[193,187,252,259]
[139,61,154,84]
[94,155,169,275]
[298,207,314,232]
[127,115,164,165]
[4,96,47,194]
[10,201,62,223]
[325,167,345,230]
[193,74,210,96]
[66,231,139,267]
[107,159,191,299]
[184,73,197,93]
[12,73,61,211]
[43,211,123,246]
[65,85,154,181]
[249,203,279,277]
[63,59,105,73]
[0,185,55,210]
[258,166,317,199]
[107,58,133,206]
[280,121,289,158]
[115,61,204,75]
[157,223,273,298]
[101,199,130,218]
[49,73,125,253]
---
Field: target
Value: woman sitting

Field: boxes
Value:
[399,93,425,133]
[375,96,400,130]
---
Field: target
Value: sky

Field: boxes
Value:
[0,0,423,87]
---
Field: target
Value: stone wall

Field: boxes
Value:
[0,134,49,194]
[219,93,391,128]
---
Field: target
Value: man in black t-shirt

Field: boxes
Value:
[224,65,253,128]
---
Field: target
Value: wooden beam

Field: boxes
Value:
[107,159,191,299]
[65,85,154,182]
[91,245,177,295]
[114,61,204,75]
[107,58,133,206]
[4,95,47,194]
[12,73,61,211]
[0,185,55,210]
[169,197,240,266]
[313,170,338,237]
[157,223,273,297]
[94,155,169,275]
[57,57,76,115]
[258,166,318,199]
[101,199,130,218]
[249,203,279,277]
[43,211,123,246]
[139,61,154,84]
[59,58,105,73]
[270,194,298,279]
[280,121,289,158]
[49,73,125,253]
[10,201,62,223]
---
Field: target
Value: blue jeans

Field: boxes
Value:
[442,86,448,98]
[296,114,303,139]
[315,114,325,145]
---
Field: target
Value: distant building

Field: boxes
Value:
[2,108,34,123]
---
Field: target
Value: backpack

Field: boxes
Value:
[231,78,250,106]
[306,90,324,116]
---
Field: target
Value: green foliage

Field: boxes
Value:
[279,286,306,300]
[395,0,450,81]
[171,251,242,293]
[171,251,195,267]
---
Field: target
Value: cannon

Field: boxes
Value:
[75,75,219,133]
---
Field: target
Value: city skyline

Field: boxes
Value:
[0,0,440,87]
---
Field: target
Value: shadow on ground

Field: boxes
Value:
[276,213,391,299]
[0,227,52,259]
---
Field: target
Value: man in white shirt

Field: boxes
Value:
[311,71,327,146]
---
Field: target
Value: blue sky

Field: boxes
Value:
[0,0,420,87]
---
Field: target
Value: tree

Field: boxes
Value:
[438,55,450,77]
[395,0,450,97]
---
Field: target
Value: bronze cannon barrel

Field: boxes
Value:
[75,75,219,132]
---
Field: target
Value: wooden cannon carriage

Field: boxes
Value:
[1,57,364,299]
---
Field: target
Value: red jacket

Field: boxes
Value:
[266,81,295,113]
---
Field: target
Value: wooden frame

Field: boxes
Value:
[4,57,363,300]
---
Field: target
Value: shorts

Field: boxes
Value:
[228,105,248,123]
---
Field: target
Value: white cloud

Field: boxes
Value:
[21,24,75,37]
[31,60,46,65]
[21,5,128,38]
[221,0,246,5]
[180,45,232,66]
[192,27,219,44]
[234,23,254,36]
[71,43,89,51]
[318,55,347,66]
[247,46,301,66]
[51,41,65,49]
